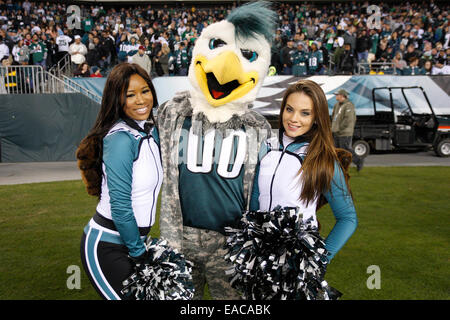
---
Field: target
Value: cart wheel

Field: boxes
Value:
[352,140,370,158]
[435,139,450,157]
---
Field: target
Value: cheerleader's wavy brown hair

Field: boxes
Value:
[76,63,158,197]
[279,80,352,207]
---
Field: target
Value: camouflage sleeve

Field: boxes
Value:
[155,98,184,252]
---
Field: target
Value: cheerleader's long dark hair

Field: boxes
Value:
[76,63,158,197]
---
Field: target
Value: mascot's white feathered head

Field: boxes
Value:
[188,1,277,123]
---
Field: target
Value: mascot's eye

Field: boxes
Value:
[241,49,258,62]
[209,38,227,50]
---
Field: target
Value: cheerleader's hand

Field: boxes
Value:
[129,250,149,273]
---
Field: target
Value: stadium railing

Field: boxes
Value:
[0,65,45,94]
[0,66,100,104]
[357,62,397,75]
[61,74,102,104]
[48,53,73,79]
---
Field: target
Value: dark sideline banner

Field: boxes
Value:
[0,93,100,162]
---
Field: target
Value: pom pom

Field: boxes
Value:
[121,238,195,300]
[224,207,342,300]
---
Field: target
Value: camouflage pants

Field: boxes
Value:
[182,226,240,300]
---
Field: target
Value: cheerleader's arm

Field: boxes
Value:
[103,132,146,258]
[322,161,358,262]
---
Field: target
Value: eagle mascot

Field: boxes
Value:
[157,1,276,299]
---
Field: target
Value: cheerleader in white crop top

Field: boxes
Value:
[77,63,162,300]
[250,80,357,263]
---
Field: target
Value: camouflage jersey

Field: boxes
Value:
[156,91,272,251]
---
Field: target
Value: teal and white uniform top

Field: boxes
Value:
[250,133,358,261]
[94,119,163,257]
[255,134,318,225]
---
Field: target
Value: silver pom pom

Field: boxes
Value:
[121,238,195,300]
[224,207,342,300]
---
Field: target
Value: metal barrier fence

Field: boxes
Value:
[48,53,73,79]
[0,65,78,94]
[0,65,45,94]
[357,62,398,75]
[0,65,101,104]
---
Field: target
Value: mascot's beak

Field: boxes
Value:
[194,51,259,107]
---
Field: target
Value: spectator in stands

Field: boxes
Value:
[356,29,370,62]
[90,66,103,78]
[343,25,357,53]
[392,52,407,75]
[432,57,450,75]
[117,32,129,61]
[403,43,420,64]
[41,33,57,70]
[174,41,189,76]
[407,31,422,51]
[317,39,329,74]
[292,42,308,76]
[88,36,108,70]
[132,45,152,76]
[153,48,164,77]
[403,57,425,75]
[29,33,47,70]
[280,39,295,75]
[423,60,433,75]
[143,38,152,58]
[127,36,140,63]
[388,31,401,53]
[0,36,9,62]
[69,35,88,70]
[12,39,27,64]
[375,38,389,63]
[55,30,71,64]
[368,28,379,64]
[332,35,345,70]
[73,62,91,78]
[102,30,116,66]
[158,43,170,76]
[307,41,324,75]
[23,32,32,47]
[305,19,316,40]
[134,26,147,45]
[338,42,356,75]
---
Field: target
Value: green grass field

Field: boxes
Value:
[0,167,449,300]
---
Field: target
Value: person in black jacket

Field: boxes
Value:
[280,39,295,75]
[101,30,116,67]
[87,36,108,69]
[41,33,57,70]
[356,29,370,62]
[338,42,357,74]
[271,34,283,74]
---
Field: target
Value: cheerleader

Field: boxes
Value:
[250,79,358,263]
[76,63,162,300]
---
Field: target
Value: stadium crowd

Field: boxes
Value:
[0,0,449,78]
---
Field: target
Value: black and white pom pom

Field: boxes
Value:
[121,238,195,300]
[224,207,342,300]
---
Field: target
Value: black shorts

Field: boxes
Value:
[80,213,149,300]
